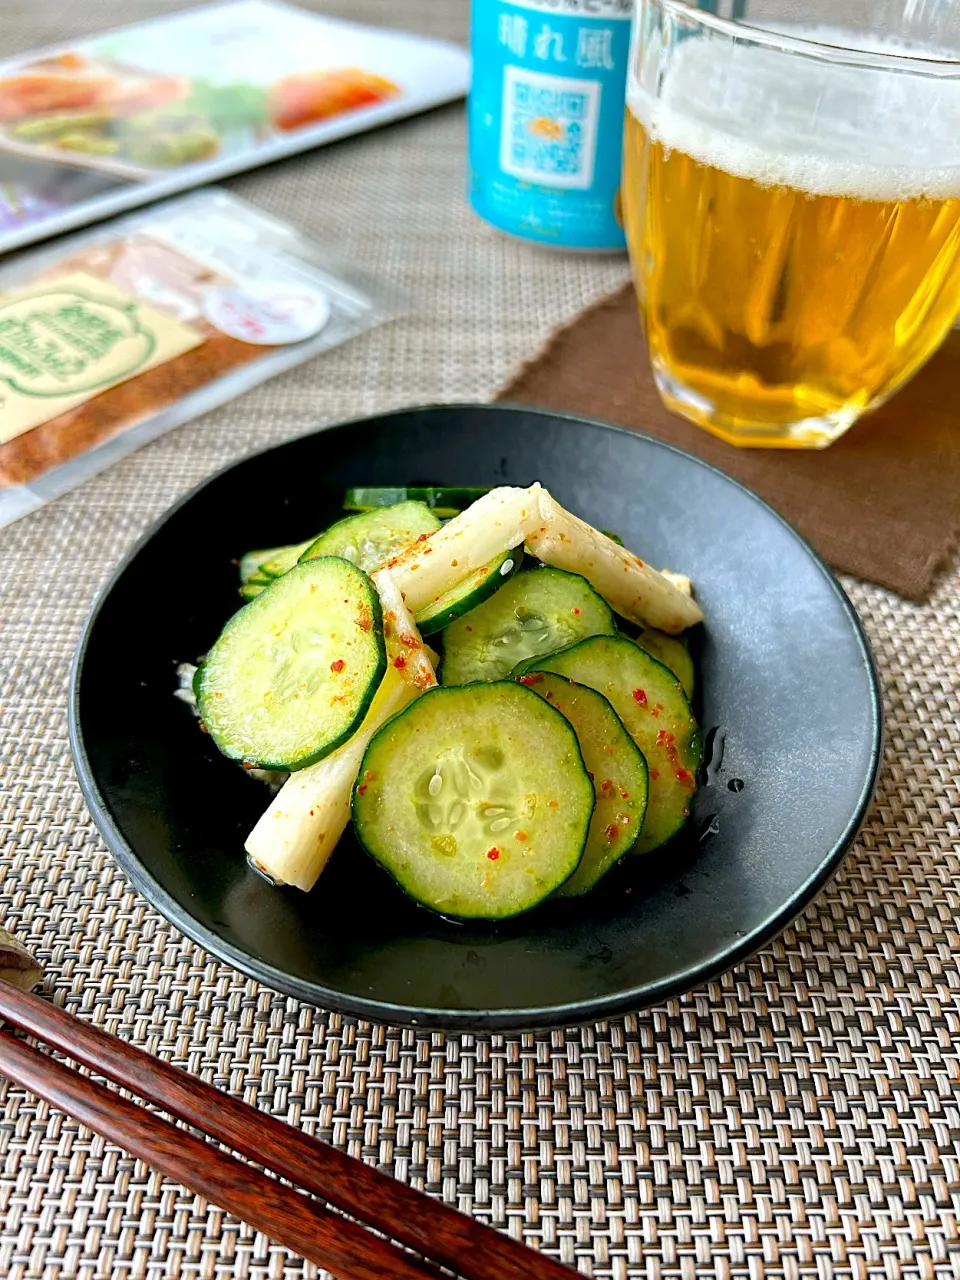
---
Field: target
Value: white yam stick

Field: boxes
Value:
[388,484,543,613]
[525,490,704,633]
[660,570,693,598]
[244,571,436,891]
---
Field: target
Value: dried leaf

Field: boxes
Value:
[0,927,43,1000]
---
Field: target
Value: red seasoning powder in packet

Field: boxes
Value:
[0,190,402,526]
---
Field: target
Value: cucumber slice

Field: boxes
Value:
[239,580,267,602]
[344,486,491,518]
[259,540,314,580]
[414,549,521,637]
[529,635,701,854]
[239,547,282,584]
[198,556,386,771]
[633,627,695,699]
[440,567,616,686]
[517,672,648,895]
[352,682,594,919]
[300,502,441,573]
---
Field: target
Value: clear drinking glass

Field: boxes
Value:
[622,0,960,448]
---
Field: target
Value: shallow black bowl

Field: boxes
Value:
[69,405,882,1030]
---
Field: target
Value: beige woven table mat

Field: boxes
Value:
[2,2,959,1277]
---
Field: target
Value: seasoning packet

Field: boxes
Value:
[0,189,404,528]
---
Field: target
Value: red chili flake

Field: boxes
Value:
[309,809,314,817]
[518,673,542,686]
[486,847,500,861]
[620,789,630,800]
[330,659,345,673]
[400,633,420,649]
[514,830,528,842]
[573,608,581,615]
[465,625,473,632]
[632,688,647,706]
[604,823,620,841]
[242,760,256,770]
[587,771,595,781]
[230,557,240,566]
[547,800,558,808]
[451,559,459,567]
[364,771,377,780]
[600,778,616,795]
[198,721,208,734]
[656,730,676,746]
[650,768,660,780]
[393,655,406,669]
[358,784,367,796]
[417,532,429,542]
[676,768,695,787]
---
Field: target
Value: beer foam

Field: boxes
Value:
[627,25,960,201]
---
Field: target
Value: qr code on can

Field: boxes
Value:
[499,66,601,190]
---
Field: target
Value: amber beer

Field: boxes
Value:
[622,35,960,447]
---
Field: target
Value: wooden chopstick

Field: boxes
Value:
[0,1030,438,1280]
[0,978,572,1280]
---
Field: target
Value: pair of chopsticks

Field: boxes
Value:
[0,978,571,1280]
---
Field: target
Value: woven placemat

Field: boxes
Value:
[1,3,959,1278]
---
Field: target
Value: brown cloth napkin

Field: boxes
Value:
[497,283,960,600]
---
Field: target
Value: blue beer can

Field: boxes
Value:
[468,0,633,251]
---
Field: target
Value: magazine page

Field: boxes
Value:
[0,0,470,253]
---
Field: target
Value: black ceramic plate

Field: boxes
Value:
[69,405,881,1030]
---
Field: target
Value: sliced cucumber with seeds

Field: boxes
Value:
[632,627,695,699]
[517,672,648,895]
[440,567,616,686]
[198,556,385,772]
[415,549,520,636]
[344,486,490,518]
[239,579,269,601]
[300,501,441,573]
[528,635,701,854]
[352,682,594,919]
[259,540,314,580]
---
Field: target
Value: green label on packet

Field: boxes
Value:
[0,271,203,444]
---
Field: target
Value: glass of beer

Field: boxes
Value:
[622,0,960,447]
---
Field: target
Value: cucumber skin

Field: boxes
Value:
[351,682,594,920]
[415,550,521,637]
[200,558,387,772]
[344,486,491,518]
